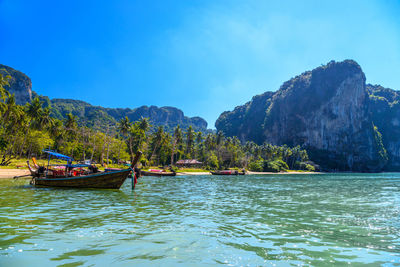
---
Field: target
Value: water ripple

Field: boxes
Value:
[0,174,400,266]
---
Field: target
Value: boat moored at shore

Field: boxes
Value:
[140,169,177,177]
[29,151,142,189]
[210,170,246,175]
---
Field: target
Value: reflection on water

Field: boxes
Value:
[0,173,399,266]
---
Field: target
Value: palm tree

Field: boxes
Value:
[194,132,203,159]
[118,116,131,136]
[136,117,151,152]
[26,97,43,126]
[0,95,24,160]
[118,117,134,160]
[138,117,150,132]
[185,126,195,157]
[19,97,43,157]
[49,119,65,151]
[216,131,224,146]
[215,131,225,164]
[149,126,165,164]
[204,133,215,151]
[40,107,54,131]
[62,113,78,158]
[170,125,183,165]
[1,94,16,122]
[64,113,78,132]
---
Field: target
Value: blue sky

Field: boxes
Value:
[1,0,399,128]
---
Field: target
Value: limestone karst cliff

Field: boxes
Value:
[216,60,396,171]
[368,84,400,171]
[0,64,32,105]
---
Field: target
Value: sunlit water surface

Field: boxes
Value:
[0,173,399,266]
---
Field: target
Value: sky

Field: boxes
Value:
[1,0,400,128]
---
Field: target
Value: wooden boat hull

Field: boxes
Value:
[31,169,131,189]
[140,170,176,177]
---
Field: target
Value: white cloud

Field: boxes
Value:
[154,0,400,126]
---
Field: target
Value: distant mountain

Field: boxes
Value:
[0,64,208,132]
[216,60,400,171]
[50,98,208,132]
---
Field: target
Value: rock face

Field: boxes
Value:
[217,91,275,144]
[0,64,32,105]
[216,60,391,171]
[368,84,400,170]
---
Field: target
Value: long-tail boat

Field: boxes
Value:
[29,151,142,189]
[210,170,246,175]
[140,169,176,177]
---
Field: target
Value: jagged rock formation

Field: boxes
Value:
[216,60,395,171]
[0,64,32,105]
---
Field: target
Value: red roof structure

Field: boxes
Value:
[176,159,203,167]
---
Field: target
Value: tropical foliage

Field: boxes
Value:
[0,71,313,171]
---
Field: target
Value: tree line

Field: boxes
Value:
[0,71,315,171]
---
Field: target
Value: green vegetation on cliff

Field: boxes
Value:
[216,60,399,172]
[49,98,208,133]
[0,64,208,133]
[0,70,312,172]
[0,64,33,105]
[368,84,400,170]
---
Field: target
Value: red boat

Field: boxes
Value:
[210,170,246,175]
[140,169,176,177]
[29,151,142,189]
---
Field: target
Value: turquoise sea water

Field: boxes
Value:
[0,173,399,266]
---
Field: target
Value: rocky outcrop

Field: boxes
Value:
[216,60,391,171]
[0,64,32,105]
[217,91,274,144]
[368,84,400,170]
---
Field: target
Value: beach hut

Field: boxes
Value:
[176,159,203,168]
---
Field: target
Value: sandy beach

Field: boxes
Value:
[177,171,320,176]
[176,172,211,175]
[0,169,31,178]
[0,169,320,179]
[247,171,321,175]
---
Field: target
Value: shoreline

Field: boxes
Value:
[0,169,31,179]
[177,171,321,176]
[0,169,320,178]
[1,169,398,178]
[247,171,322,175]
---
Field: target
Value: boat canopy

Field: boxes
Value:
[70,164,90,168]
[43,150,73,161]
[49,164,91,168]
